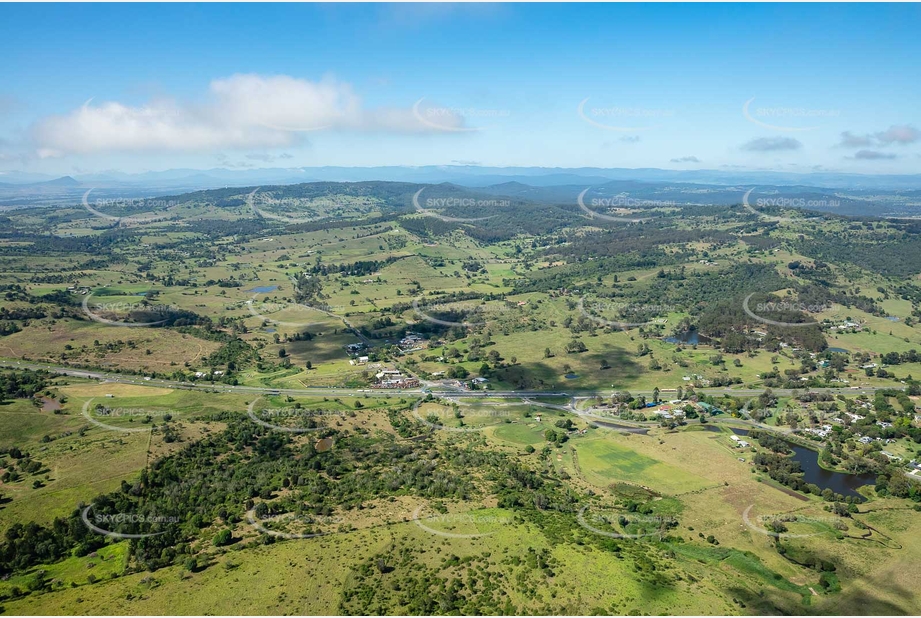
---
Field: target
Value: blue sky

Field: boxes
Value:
[1,3,919,176]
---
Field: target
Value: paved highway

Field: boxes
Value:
[0,359,896,401]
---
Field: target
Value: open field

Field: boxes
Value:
[3,178,921,615]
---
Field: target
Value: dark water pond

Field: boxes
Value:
[700,424,750,436]
[789,444,875,500]
[700,425,873,499]
[248,285,279,293]
[827,347,850,354]
[595,420,649,435]
[664,330,711,345]
[564,373,579,380]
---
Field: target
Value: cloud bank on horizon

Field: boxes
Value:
[31,75,467,158]
[0,3,918,175]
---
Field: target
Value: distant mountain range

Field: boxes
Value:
[3,165,921,193]
[2,166,921,217]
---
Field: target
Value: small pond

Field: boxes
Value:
[664,330,711,345]
[700,424,750,436]
[701,425,873,500]
[789,444,875,500]
[594,420,650,435]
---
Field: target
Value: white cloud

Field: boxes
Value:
[31,74,464,157]
[875,124,919,145]
[837,131,874,148]
[740,137,802,152]
[670,155,700,163]
[837,125,919,149]
[851,150,898,160]
[244,152,295,163]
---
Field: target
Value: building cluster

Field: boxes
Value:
[804,424,833,439]
[398,332,426,350]
[194,370,224,378]
[828,320,862,331]
[372,368,419,389]
[729,434,751,448]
